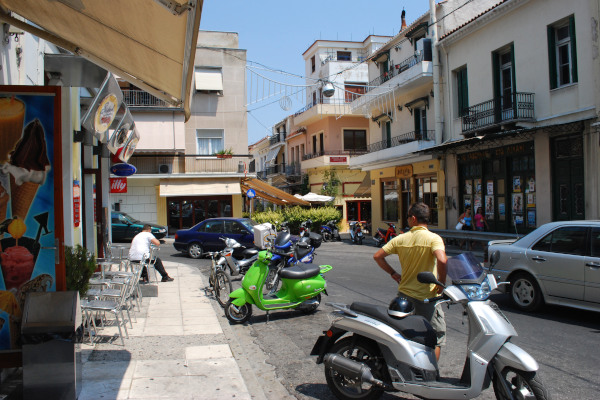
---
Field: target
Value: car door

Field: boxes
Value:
[527,226,587,301]
[202,219,224,251]
[584,227,600,303]
[224,220,253,248]
[111,213,127,241]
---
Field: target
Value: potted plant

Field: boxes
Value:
[65,244,97,297]
[215,148,234,159]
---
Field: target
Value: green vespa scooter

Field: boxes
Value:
[224,245,332,324]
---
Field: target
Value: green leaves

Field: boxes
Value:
[250,206,341,233]
[65,244,97,297]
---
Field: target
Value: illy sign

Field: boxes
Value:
[110,177,127,193]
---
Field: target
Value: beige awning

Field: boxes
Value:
[353,172,372,198]
[194,68,223,91]
[0,0,202,120]
[241,178,309,207]
[160,180,241,197]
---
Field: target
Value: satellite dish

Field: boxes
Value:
[322,81,335,97]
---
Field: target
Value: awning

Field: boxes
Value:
[353,172,372,198]
[241,178,309,207]
[160,180,241,197]
[194,68,223,92]
[0,0,202,120]
[265,144,283,164]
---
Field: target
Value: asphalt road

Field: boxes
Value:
[163,239,600,400]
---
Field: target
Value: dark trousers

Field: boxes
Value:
[134,257,168,279]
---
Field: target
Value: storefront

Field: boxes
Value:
[457,142,536,233]
[167,196,233,233]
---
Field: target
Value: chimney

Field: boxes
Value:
[401,9,407,30]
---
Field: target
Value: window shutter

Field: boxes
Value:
[492,52,501,122]
[569,15,578,83]
[547,26,557,89]
[463,69,469,115]
[510,43,516,93]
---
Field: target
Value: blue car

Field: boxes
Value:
[173,217,257,259]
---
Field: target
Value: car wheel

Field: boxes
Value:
[187,243,203,259]
[510,273,543,312]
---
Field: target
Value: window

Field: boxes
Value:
[337,51,351,61]
[493,47,514,111]
[414,107,427,134]
[225,220,246,235]
[312,135,317,154]
[382,180,398,221]
[456,67,468,117]
[548,16,578,89]
[311,55,316,73]
[194,68,223,94]
[203,220,224,234]
[382,120,391,148]
[343,130,367,152]
[344,82,367,102]
[532,226,588,255]
[591,228,600,257]
[417,176,438,225]
[196,129,224,155]
[319,132,324,153]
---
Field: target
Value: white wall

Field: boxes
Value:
[111,178,160,223]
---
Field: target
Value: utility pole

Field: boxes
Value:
[429,0,443,144]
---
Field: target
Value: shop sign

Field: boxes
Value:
[395,165,413,178]
[110,163,136,177]
[73,181,80,227]
[329,156,347,163]
[110,178,127,193]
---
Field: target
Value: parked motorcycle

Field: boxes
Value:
[299,219,313,237]
[311,252,550,400]
[348,221,364,245]
[216,237,259,276]
[373,222,399,247]
[224,230,331,324]
[321,220,341,242]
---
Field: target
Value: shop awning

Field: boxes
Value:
[194,68,223,92]
[265,144,283,164]
[0,0,202,120]
[159,180,241,197]
[241,178,309,207]
[353,172,372,198]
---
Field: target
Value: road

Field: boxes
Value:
[164,239,600,400]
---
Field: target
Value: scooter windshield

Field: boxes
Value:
[446,252,485,284]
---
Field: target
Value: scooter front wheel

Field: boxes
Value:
[224,299,252,324]
[492,368,550,400]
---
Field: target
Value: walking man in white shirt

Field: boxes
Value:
[129,225,174,282]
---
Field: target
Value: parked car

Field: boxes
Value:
[111,211,167,242]
[487,220,600,312]
[173,217,256,259]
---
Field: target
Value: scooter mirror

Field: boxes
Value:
[417,271,444,287]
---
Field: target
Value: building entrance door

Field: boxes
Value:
[552,136,584,221]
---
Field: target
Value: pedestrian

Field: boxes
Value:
[458,206,473,249]
[129,224,174,282]
[373,202,447,361]
[474,207,489,232]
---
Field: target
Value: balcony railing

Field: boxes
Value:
[127,155,251,174]
[286,163,301,176]
[321,54,367,65]
[367,130,434,153]
[293,98,352,116]
[461,93,535,133]
[269,134,285,145]
[266,163,286,175]
[367,52,425,92]
[302,149,367,161]
[256,170,267,180]
[122,89,173,108]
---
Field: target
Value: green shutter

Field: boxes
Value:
[511,43,517,116]
[492,52,501,122]
[547,26,557,89]
[458,68,469,117]
[569,15,578,83]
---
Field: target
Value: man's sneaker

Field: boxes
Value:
[161,276,174,282]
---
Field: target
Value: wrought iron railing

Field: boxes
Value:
[461,92,535,132]
[269,134,286,145]
[293,98,353,116]
[321,54,367,65]
[122,89,172,108]
[367,130,434,153]
[366,53,424,92]
[267,163,286,175]
[286,163,301,176]
[127,155,251,174]
[302,149,367,161]
[256,170,267,180]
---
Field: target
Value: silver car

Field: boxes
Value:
[488,221,600,312]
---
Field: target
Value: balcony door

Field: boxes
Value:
[493,44,516,122]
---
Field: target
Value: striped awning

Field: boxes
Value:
[241,178,309,207]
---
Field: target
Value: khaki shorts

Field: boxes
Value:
[400,293,446,347]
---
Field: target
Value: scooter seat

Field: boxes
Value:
[243,248,258,258]
[279,264,321,280]
[350,302,437,349]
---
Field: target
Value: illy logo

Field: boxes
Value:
[110,178,127,193]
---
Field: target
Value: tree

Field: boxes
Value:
[321,170,341,198]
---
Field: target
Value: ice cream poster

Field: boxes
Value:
[0,91,57,350]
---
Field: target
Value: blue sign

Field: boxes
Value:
[247,188,256,198]
[110,163,136,177]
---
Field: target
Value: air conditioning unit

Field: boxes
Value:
[158,164,172,174]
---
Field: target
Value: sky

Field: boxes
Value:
[199,0,433,146]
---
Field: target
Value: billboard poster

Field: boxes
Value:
[0,88,61,350]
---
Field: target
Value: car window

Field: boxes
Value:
[239,219,257,231]
[203,220,224,234]
[111,214,120,223]
[531,226,588,256]
[119,215,130,224]
[591,228,600,257]
[225,221,247,235]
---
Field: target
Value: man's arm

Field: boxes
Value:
[433,249,447,292]
[373,248,401,283]
[150,237,160,246]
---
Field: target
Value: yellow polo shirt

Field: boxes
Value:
[382,226,445,300]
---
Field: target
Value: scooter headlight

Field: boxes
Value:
[459,277,492,301]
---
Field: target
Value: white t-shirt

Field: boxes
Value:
[129,231,156,261]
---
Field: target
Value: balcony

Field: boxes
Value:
[462,93,535,133]
[122,89,174,108]
[269,133,285,145]
[302,149,367,161]
[127,155,251,175]
[367,53,426,92]
[267,163,286,176]
[367,130,434,152]
[293,98,354,125]
[286,163,301,176]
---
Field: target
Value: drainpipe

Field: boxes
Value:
[429,0,443,144]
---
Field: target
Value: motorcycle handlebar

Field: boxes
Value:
[423,295,446,304]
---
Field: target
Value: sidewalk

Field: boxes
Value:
[79,259,252,400]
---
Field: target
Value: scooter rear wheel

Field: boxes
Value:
[322,231,332,242]
[325,336,386,400]
[224,299,252,324]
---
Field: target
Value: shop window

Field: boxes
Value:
[382,180,398,221]
[417,176,438,225]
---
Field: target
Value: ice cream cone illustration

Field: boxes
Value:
[0,97,25,163]
[7,119,50,220]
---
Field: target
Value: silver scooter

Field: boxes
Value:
[311,253,550,400]
[216,237,258,276]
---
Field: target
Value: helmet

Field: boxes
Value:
[388,297,414,319]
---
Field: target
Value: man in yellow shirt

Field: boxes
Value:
[373,202,447,360]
